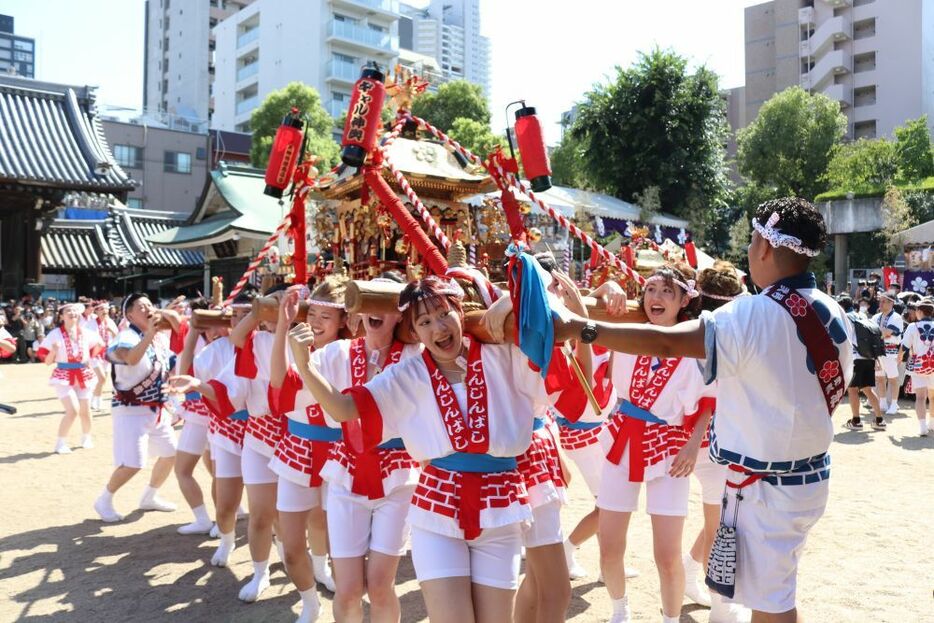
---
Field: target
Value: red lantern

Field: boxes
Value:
[341,65,387,168]
[684,238,698,269]
[514,105,552,193]
[264,108,304,198]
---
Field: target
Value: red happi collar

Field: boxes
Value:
[61,327,85,363]
[628,355,681,412]
[349,337,406,387]
[422,337,490,454]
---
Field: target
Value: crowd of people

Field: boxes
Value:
[12,197,895,623]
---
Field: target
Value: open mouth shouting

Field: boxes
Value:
[366,315,384,330]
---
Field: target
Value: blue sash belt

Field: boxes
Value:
[556,416,602,430]
[287,419,342,442]
[377,438,406,450]
[185,391,202,402]
[430,452,517,473]
[56,362,86,369]
[617,400,667,425]
[230,409,249,421]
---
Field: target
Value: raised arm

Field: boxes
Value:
[555,313,707,360]
[112,313,161,366]
[176,321,201,376]
[271,287,303,388]
[229,308,260,348]
[288,323,358,422]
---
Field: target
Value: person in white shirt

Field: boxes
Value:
[898,296,934,436]
[93,293,181,523]
[550,198,854,623]
[872,291,903,415]
[84,301,118,411]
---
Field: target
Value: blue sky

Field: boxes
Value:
[3,0,763,144]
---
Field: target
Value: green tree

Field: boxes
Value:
[550,133,588,189]
[894,115,934,183]
[879,186,917,261]
[822,138,898,191]
[570,48,731,233]
[447,117,508,160]
[250,82,340,170]
[411,80,490,132]
[737,86,847,200]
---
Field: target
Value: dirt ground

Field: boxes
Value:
[0,362,932,622]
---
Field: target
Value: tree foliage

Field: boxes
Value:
[569,48,731,234]
[250,82,340,170]
[822,138,898,191]
[737,86,847,200]
[894,115,934,183]
[550,133,588,189]
[880,186,917,260]
[411,80,491,132]
[447,117,508,161]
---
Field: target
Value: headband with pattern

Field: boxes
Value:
[398,279,465,312]
[752,212,820,257]
[645,274,699,299]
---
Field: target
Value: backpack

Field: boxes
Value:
[847,312,886,359]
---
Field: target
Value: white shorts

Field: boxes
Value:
[92,359,111,375]
[597,467,690,517]
[876,355,898,379]
[722,487,825,613]
[411,523,522,590]
[521,500,564,548]
[910,373,934,390]
[277,477,325,513]
[327,483,414,558]
[241,444,277,486]
[693,452,727,506]
[212,444,243,479]
[176,420,209,456]
[112,407,177,469]
[54,384,94,402]
[564,441,603,498]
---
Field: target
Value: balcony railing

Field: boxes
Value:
[236,94,259,115]
[327,100,348,119]
[333,0,399,13]
[236,61,259,82]
[808,15,851,56]
[327,20,397,52]
[799,6,815,24]
[806,48,851,90]
[237,26,259,49]
[327,58,359,82]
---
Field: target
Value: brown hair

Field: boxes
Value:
[697,260,745,312]
[398,276,465,338]
[310,274,349,308]
[639,262,701,320]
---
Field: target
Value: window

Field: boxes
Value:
[0,38,10,49]
[13,51,32,62]
[13,40,33,52]
[854,120,877,139]
[196,147,207,160]
[854,85,876,107]
[0,50,10,60]
[853,0,874,6]
[854,18,876,40]
[333,52,355,64]
[113,145,143,169]
[127,198,143,210]
[164,151,192,174]
[854,51,876,73]
[332,91,349,102]
[368,23,387,33]
[334,13,354,23]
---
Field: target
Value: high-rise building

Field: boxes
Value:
[743,0,934,139]
[210,0,400,132]
[0,14,36,78]
[399,0,490,98]
[143,0,255,124]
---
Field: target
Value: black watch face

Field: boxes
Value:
[581,323,597,343]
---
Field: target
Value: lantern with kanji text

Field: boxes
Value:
[263,107,305,198]
[340,65,387,168]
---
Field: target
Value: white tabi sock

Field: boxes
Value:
[211,531,236,567]
[296,587,321,623]
[100,488,114,504]
[140,485,158,504]
[921,419,930,436]
[662,616,680,623]
[238,560,271,602]
[192,504,211,525]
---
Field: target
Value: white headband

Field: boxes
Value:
[698,288,746,301]
[398,280,465,312]
[752,212,820,257]
[308,298,346,309]
[645,274,699,299]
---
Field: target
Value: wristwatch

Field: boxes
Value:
[580,321,598,344]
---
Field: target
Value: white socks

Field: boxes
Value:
[608,596,631,623]
[238,560,271,602]
[710,593,752,623]
[921,419,930,436]
[296,587,321,623]
[662,616,679,623]
[139,486,176,512]
[54,438,71,454]
[80,434,94,449]
[177,505,213,535]
[211,530,236,567]
[94,488,123,523]
[563,539,588,579]
[311,554,335,592]
[682,552,711,607]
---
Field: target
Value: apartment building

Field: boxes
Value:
[744,0,934,138]
[0,14,35,78]
[210,0,400,132]
[143,0,254,123]
[399,0,490,98]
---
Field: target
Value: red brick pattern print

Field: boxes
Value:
[411,465,527,520]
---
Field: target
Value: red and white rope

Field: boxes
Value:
[224,215,292,304]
